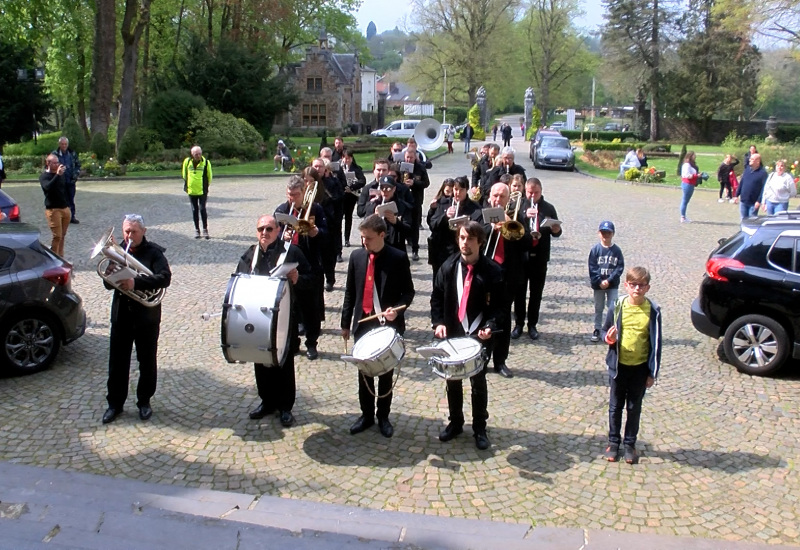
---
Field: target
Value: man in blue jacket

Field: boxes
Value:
[735,153,768,220]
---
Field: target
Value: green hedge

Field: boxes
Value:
[776,125,800,143]
[562,130,638,141]
[1,155,45,170]
[3,132,62,156]
[584,142,672,152]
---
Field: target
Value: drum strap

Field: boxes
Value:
[457,263,483,335]
[249,245,260,274]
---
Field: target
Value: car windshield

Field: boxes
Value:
[541,138,570,149]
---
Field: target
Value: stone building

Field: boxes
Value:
[280,33,363,132]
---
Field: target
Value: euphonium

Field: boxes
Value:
[296,181,318,235]
[500,191,525,241]
[91,227,166,307]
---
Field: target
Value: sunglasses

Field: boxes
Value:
[257,226,276,233]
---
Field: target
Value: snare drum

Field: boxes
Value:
[221,274,292,366]
[429,337,484,380]
[343,326,405,377]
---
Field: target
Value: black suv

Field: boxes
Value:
[0,223,86,374]
[691,213,800,375]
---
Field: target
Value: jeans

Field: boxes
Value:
[739,201,757,219]
[766,201,788,215]
[464,139,471,153]
[680,183,695,218]
[608,362,650,447]
[594,288,618,330]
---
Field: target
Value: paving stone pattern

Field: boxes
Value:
[2,135,799,546]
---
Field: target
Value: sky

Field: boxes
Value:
[354,0,606,36]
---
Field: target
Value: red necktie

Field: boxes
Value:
[458,264,474,322]
[362,253,375,315]
[494,233,505,264]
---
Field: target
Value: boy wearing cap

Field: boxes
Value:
[274,140,291,171]
[588,221,624,343]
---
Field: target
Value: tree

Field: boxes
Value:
[714,0,800,48]
[0,41,51,145]
[90,0,116,138]
[117,0,154,150]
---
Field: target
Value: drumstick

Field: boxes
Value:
[343,335,349,354]
[357,304,408,324]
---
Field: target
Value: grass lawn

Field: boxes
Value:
[576,150,726,187]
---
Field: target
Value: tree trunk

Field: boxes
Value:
[90,0,116,138]
[75,29,90,140]
[649,0,660,141]
[117,0,152,150]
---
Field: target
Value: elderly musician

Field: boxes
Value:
[341,215,415,438]
[237,214,312,427]
[275,175,327,360]
[102,214,172,424]
[431,221,504,450]
[483,183,532,379]
[428,176,483,279]
[481,146,526,199]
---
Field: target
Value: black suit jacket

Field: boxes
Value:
[274,201,327,270]
[431,254,504,337]
[235,240,312,293]
[429,198,482,267]
[482,163,527,196]
[341,245,415,335]
[522,195,561,266]
[483,205,533,289]
[357,179,413,217]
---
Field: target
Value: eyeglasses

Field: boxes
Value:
[257,226,276,233]
[627,281,649,289]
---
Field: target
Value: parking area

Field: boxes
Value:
[1,143,799,546]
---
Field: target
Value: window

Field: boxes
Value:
[306,78,322,92]
[301,103,327,126]
[768,236,794,272]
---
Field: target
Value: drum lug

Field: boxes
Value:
[260,306,277,313]
[223,303,243,311]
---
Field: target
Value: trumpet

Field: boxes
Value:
[529,203,541,240]
[499,191,525,241]
[91,227,166,307]
[296,181,318,235]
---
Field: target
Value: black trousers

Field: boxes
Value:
[354,321,394,419]
[608,362,650,447]
[342,193,358,245]
[107,318,159,409]
[446,367,488,433]
[409,196,423,253]
[65,180,77,219]
[515,262,548,328]
[298,275,322,347]
[254,355,296,413]
[189,194,208,230]
[486,296,512,367]
[322,202,344,284]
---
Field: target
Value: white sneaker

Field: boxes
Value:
[718,198,726,203]
[729,198,736,203]
[681,217,691,223]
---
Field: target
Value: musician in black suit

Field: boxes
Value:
[330,136,345,162]
[482,147,527,198]
[428,176,483,279]
[515,178,562,341]
[362,175,411,253]
[357,159,414,218]
[313,156,345,288]
[400,148,430,262]
[431,221,504,450]
[342,215,415,438]
[340,147,366,247]
[471,144,491,189]
[483,183,532,379]
[274,175,328,360]
[236,214,312,427]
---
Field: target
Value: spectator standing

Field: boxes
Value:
[743,144,758,168]
[39,154,71,256]
[762,160,797,215]
[463,123,474,154]
[181,145,213,239]
[588,221,625,343]
[53,137,81,224]
[735,153,768,220]
[491,123,498,141]
[445,125,455,154]
[501,123,512,147]
[679,151,699,223]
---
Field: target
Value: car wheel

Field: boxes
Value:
[722,314,789,376]
[0,313,62,375]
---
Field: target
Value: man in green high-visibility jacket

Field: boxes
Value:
[182,145,213,239]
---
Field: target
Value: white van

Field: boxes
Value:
[371,119,420,139]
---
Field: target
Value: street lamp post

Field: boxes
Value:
[443,67,447,125]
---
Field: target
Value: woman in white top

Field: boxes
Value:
[680,151,699,223]
[762,160,797,215]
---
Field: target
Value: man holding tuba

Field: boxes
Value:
[101,214,172,424]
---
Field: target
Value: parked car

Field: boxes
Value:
[548,121,566,130]
[530,134,575,170]
[0,223,85,374]
[691,213,800,376]
[603,122,622,132]
[0,190,21,222]
[370,119,420,139]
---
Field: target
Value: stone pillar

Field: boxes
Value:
[524,87,535,133]
[476,86,487,130]
[766,116,778,144]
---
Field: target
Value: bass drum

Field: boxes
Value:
[220,274,292,367]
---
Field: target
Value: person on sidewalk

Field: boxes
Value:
[341,215,415,439]
[39,154,71,257]
[761,159,796,215]
[602,266,662,465]
[237,214,311,427]
[588,221,625,343]
[53,137,81,224]
[182,145,213,239]
[431,221,504,450]
[463,123,475,154]
[679,151,699,223]
[501,123,512,147]
[716,154,739,203]
[734,153,768,220]
[102,214,172,424]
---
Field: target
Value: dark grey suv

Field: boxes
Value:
[0,223,85,374]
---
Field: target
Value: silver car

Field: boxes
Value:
[532,135,575,170]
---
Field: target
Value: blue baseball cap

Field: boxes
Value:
[598,221,615,232]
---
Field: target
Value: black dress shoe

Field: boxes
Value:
[511,325,523,340]
[528,327,540,340]
[324,283,334,292]
[336,254,344,263]
[279,410,295,427]
[474,431,491,450]
[249,403,275,419]
[138,405,152,421]
[411,252,420,262]
[102,407,121,424]
[438,423,463,442]
[350,415,375,434]
[344,240,350,247]
[494,364,514,378]
[70,218,80,224]
[298,323,306,336]
[306,346,318,360]
[378,418,394,438]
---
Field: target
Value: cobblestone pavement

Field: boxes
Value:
[2,135,799,546]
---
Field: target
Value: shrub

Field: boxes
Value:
[467,104,486,140]
[583,142,671,152]
[117,126,145,164]
[561,130,638,141]
[189,108,264,160]
[1,155,44,171]
[61,118,88,153]
[102,158,126,177]
[145,89,206,148]
[624,167,641,181]
[3,131,61,156]
[90,132,113,160]
[526,107,542,141]
[721,130,750,150]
